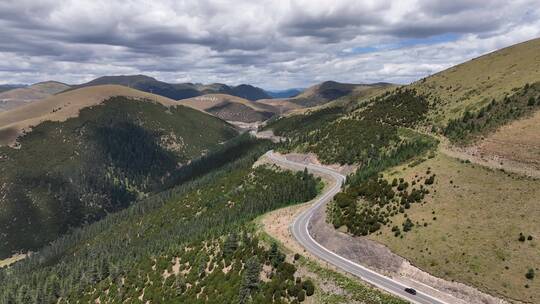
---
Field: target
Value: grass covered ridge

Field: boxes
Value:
[412,37,540,125]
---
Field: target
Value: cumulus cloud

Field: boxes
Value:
[0,0,538,89]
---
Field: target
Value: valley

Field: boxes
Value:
[1,5,539,303]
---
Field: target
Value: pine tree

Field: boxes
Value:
[175,276,186,296]
[269,242,284,268]
[239,256,261,303]
[223,233,238,257]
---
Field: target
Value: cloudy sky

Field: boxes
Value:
[1,0,539,90]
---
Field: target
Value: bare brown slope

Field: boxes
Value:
[177,93,278,122]
[0,81,70,112]
[256,98,303,114]
[206,102,273,123]
[0,85,177,145]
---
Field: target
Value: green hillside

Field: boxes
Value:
[0,97,237,258]
[0,141,322,303]
[266,88,436,165]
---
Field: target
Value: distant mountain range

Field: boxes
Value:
[0,84,26,93]
[0,74,394,124]
[73,75,272,101]
[257,81,394,110]
[266,88,304,98]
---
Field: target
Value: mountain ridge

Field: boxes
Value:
[0,81,71,112]
[74,75,272,101]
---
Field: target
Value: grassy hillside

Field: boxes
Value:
[206,102,274,122]
[0,96,237,258]
[467,105,540,175]
[307,39,540,303]
[412,38,540,126]
[368,152,540,303]
[256,98,303,114]
[0,141,322,303]
[443,81,540,143]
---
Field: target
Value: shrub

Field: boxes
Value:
[519,233,526,242]
[297,289,306,302]
[402,218,414,232]
[302,280,315,296]
[525,268,535,280]
[425,174,435,185]
[528,97,536,106]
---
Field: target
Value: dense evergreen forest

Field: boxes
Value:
[0,138,321,303]
[266,88,432,165]
[0,97,237,258]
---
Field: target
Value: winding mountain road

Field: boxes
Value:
[265,150,449,304]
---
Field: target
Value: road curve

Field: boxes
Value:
[265,150,449,304]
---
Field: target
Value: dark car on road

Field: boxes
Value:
[404,287,417,295]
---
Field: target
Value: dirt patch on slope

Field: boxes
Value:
[0,253,29,268]
[443,110,540,178]
[257,98,303,114]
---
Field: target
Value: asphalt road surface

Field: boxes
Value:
[265,150,449,304]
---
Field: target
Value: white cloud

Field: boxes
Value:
[0,0,538,89]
